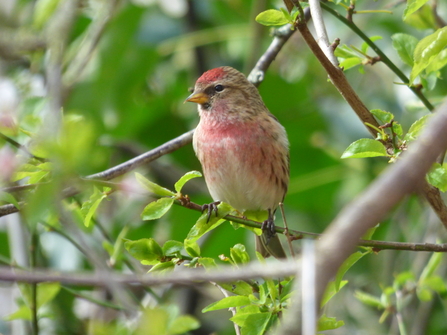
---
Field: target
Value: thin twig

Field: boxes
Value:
[279,202,296,257]
[308,0,339,66]
[211,282,242,335]
[0,133,45,162]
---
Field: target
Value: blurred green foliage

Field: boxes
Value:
[0,0,447,334]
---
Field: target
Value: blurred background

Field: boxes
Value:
[0,0,446,334]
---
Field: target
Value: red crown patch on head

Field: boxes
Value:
[197,67,226,84]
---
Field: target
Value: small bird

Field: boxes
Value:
[186,66,289,259]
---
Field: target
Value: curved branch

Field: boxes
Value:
[320,1,434,111]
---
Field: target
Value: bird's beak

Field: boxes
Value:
[185,91,209,104]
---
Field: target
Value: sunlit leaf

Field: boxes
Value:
[168,315,200,334]
[403,0,430,20]
[184,239,200,258]
[124,238,163,265]
[321,280,348,307]
[354,290,384,308]
[370,109,393,124]
[427,163,447,192]
[410,27,447,84]
[405,114,431,141]
[231,312,272,335]
[148,261,176,273]
[318,314,345,331]
[341,139,388,159]
[335,250,371,291]
[391,33,419,66]
[141,197,174,221]
[0,192,20,209]
[361,36,382,53]
[202,296,251,312]
[174,170,202,193]
[255,9,289,26]
[135,172,175,197]
[162,240,184,256]
[230,244,250,265]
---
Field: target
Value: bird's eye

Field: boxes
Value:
[214,84,224,92]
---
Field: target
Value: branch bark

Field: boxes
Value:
[0,261,299,286]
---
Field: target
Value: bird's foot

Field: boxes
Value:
[201,201,221,223]
[261,209,276,244]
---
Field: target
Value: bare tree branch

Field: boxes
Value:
[308,0,338,66]
[0,261,299,286]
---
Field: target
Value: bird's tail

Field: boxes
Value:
[245,210,287,259]
[255,233,287,259]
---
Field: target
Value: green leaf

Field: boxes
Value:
[417,287,433,301]
[404,4,436,30]
[255,9,289,26]
[403,0,430,20]
[421,275,447,294]
[141,197,174,221]
[391,33,419,66]
[419,252,442,282]
[135,172,175,197]
[339,57,362,70]
[231,312,272,335]
[341,139,388,159]
[354,290,385,308]
[198,257,217,269]
[361,36,382,53]
[220,281,254,296]
[321,280,348,307]
[162,240,184,256]
[394,271,415,286]
[334,45,359,59]
[81,187,108,227]
[410,27,447,84]
[124,238,164,265]
[202,296,252,313]
[184,239,201,257]
[362,224,378,240]
[0,192,20,209]
[37,282,61,308]
[230,244,250,265]
[405,114,431,141]
[168,315,200,334]
[148,261,176,273]
[392,123,403,137]
[427,163,447,192]
[185,202,233,242]
[4,305,32,321]
[426,49,447,73]
[370,109,393,124]
[33,0,61,29]
[335,250,371,290]
[318,314,345,331]
[174,170,202,193]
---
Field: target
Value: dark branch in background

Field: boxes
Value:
[0,132,45,162]
[63,0,120,88]
[247,8,311,87]
[0,30,46,62]
[186,0,208,75]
